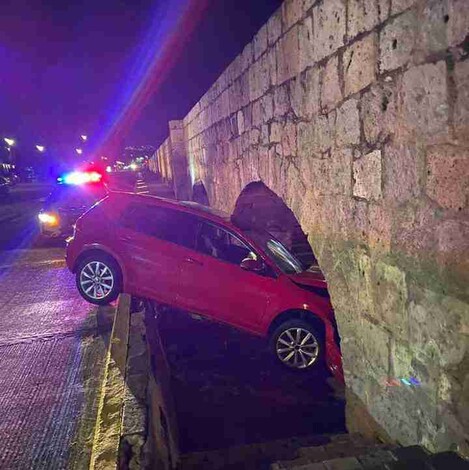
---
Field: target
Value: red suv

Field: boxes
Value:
[66,193,343,380]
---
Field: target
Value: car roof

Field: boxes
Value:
[109,192,233,225]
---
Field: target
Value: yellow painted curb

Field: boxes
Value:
[89,294,131,470]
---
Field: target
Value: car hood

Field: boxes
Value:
[287,265,328,289]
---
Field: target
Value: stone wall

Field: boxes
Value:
[155,0,469,455]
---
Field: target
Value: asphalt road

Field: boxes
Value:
[0,184,113,469]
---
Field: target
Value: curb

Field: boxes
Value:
[90,294,131,470]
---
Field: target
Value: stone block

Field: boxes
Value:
[241,42,253,73]
[343,32,377,97]
[375,261,408,338]
[313,0,346,62]
[267,47,278,87]
[378,0,391,22]
[299,16,315,72]
[270,121,283,143]
[249,55,270,102]
[391,0,417,15]
[281,121,298,157]
[426,145,469,210]
[267,8,282,45]
[320,55,342,112]
[409,288,468,367]
[237,110,245,135]
[448,0,469,47]
[261,92,274,121]
[328,148,353,195]
[400,61,448,142]
[274,84,291,117]
[353,150,382,200]
[347,0,379,40]
[282,0,304,30]
[251,99,262,128]
[417,0,449,58]
[290,67,321,119]
[253,24,268,60]
[324,456,362,469]
[298,112,335,156]
[383,143,422,204]
[454,60,469,140]
[335,99,360,147]
[276,25,300,84]
[380,10,417,73]
[360,81,397,145]
[437,219,469,266]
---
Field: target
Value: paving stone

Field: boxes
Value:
[323,456,363,469]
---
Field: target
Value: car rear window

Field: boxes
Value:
[119,203,198,248]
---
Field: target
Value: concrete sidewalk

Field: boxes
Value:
[0,248,114,469]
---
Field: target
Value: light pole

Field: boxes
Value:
[75,148,83,155]
[3,137,15,163]
[36,145,45,153]
[80,135,87,142]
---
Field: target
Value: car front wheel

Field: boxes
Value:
[270,319,323,370]
[76,255,121,305]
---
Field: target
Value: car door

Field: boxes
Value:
[117,203,198,305]
[178,220,279,332]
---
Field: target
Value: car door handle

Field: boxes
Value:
[184,257,203,266]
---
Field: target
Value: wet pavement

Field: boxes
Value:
[0,248,114,469]
[152,307,345,454]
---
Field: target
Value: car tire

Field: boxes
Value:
[270,318,323,371]
[76,254,121,305]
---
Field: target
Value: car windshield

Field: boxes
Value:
[45,184,107,209]
[246,230,304,274]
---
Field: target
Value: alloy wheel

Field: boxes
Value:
[276,327,319,369]
[79,261,114,300]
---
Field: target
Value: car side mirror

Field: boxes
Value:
[240,257,265,273]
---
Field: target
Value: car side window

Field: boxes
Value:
[120,203,197,249]
[196,222,256,265]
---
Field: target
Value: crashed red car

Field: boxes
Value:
[66,193,343,381]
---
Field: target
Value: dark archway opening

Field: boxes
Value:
[192,181,210,206]
[231,181,317,268]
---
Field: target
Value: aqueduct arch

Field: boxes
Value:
[232,181,316,269]
[192,181,210,206]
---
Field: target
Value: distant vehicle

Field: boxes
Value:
[66,193,343,381]
[0,176,10,197]
[38,171,108,239]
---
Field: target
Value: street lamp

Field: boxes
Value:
[80,135,87,142]
[4,137,15,147]
[75,148,83,155]
[36,145,45,152]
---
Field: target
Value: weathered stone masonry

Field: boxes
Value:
[152,0,469,455]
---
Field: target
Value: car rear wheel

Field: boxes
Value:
[270,319,323,371]
[76,255,121,305]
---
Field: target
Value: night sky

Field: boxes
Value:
[0,0,282,161]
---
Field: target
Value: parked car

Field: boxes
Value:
[66,193,343,380]
[38,171,108,239]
